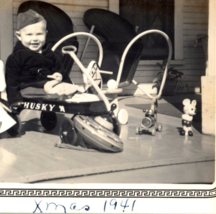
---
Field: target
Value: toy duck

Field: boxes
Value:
[44,72,83,96]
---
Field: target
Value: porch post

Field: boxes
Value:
[0,0,13,63]
[109,0,119,14]
[201,0,215,135]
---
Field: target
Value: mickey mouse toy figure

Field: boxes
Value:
[181,99,197,136]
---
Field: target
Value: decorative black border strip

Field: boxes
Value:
[0,188,215,198]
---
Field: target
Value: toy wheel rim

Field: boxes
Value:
[40,111,57,131]
[7,113,21,137]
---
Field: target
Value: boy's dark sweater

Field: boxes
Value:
[6,41,70,105]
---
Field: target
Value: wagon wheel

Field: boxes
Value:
[7,113,21,137]
[40,111,57,131]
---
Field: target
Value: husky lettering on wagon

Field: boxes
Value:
[23,102,65,112]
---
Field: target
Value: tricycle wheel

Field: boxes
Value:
[59,118,77,145]
[157,123,162,132]
[7,113,21,137]
[40,111,57,131]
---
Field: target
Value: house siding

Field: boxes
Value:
[182,0,208,90]
[12,0,208,93]
[125,0,209,95]
[0,0,13,63]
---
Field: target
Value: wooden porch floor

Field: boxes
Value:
[0,93,214,183]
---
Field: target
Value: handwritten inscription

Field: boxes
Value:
[104,199,136,212]
[33,200,90,213]
[32,199,136,213]
[23,102,65,112]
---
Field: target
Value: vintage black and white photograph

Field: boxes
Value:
[0,0,215,190]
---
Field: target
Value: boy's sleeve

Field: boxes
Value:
[5,55,23,105]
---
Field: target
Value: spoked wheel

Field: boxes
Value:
[40,111,57,131]
[7,113,21,137]
[59,118,78,145]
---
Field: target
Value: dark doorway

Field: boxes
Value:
[120,0,174,60]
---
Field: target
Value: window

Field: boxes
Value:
[120,0,174,60]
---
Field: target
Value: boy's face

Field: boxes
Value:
[16,20,47,53]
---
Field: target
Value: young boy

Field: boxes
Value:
[6,9,67,105]
[6,9,93,106]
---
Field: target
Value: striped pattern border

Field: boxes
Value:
[0,188,215,198]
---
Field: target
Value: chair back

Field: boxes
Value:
[83,9,143,86]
